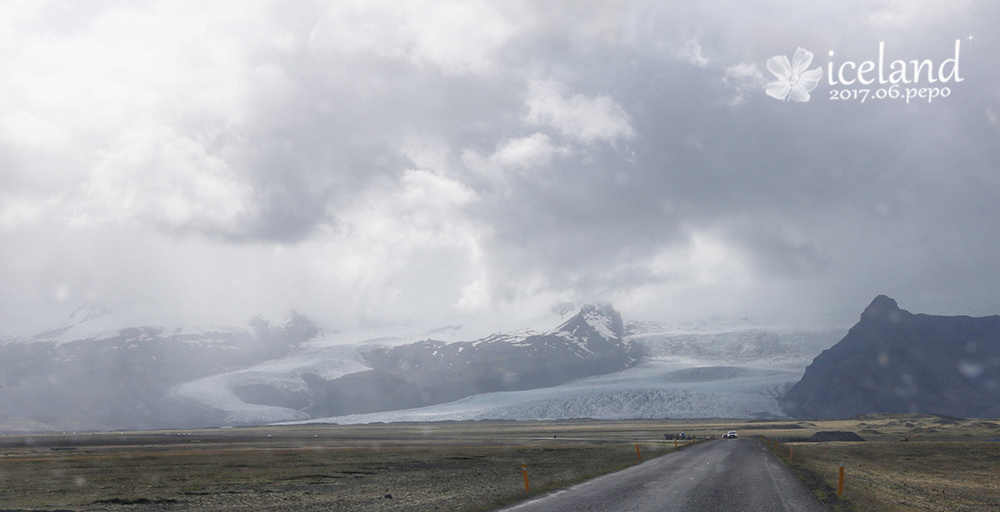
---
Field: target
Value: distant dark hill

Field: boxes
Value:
[781,295,1000,418]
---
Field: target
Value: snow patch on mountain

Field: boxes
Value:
[304,302,581,349]
[582,309,618,340]
[21,301,127,346]
[472,329,538,347]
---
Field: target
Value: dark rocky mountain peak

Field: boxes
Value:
[554,303,625,342]
[782,295,1000,418]
[860,295,908,323]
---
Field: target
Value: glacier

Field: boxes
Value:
[161,309,844,426]
[171,344,370,424]
[290,360,803,425]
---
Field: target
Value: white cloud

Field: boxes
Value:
[499,0,629,45]
[722,62,767,105]
[651,231,750,287]
[455,277,491,312]
[317,168,486,323]
[402,139,454,177]
[492,133,568,169]
[0,194,56,231]
[311,0,514,75]
[525,79,635,145]
[462,133,569,189]
[672,39,710,67]
[0,0,281,206]
[329,167,480,277]
[0,110,66,148]
[76,125,257,236]
[0,0,996,335]
[860,0,971,28]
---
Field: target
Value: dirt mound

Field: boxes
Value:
[809,431,866,442]
[732,423,805,430]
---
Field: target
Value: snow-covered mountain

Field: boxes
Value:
[0,301,844,430]
[0,303,319,430]
[304,304,640,418]
[292,324,845,425]
[171,304,641,425]
[174,308,843,426]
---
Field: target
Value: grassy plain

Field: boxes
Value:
[758,414,1000,512]
[0,415,998,511]
[0,420,692,511]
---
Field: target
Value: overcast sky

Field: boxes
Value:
[1,0,999,336]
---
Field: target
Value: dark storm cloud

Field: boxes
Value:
[1,1,998,334]
[453,0,1000,321]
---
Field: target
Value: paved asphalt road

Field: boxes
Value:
[499,438,828,512]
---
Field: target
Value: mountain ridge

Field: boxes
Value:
[296,303,641,418]
[0,302,644,429]
[0,307,319,429]
[781,295,1000,418]
[0,300,843,430]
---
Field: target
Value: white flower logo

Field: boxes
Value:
[765,48,823,102]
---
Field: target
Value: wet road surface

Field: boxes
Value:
[498,438,827,512]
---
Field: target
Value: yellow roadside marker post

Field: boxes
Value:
[521,462,529,492]
[674,438,678,448]
[838,463,845,497]
[635,444,642,460]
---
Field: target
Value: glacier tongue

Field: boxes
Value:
[171,345,370,425]
[291,360,800,425]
